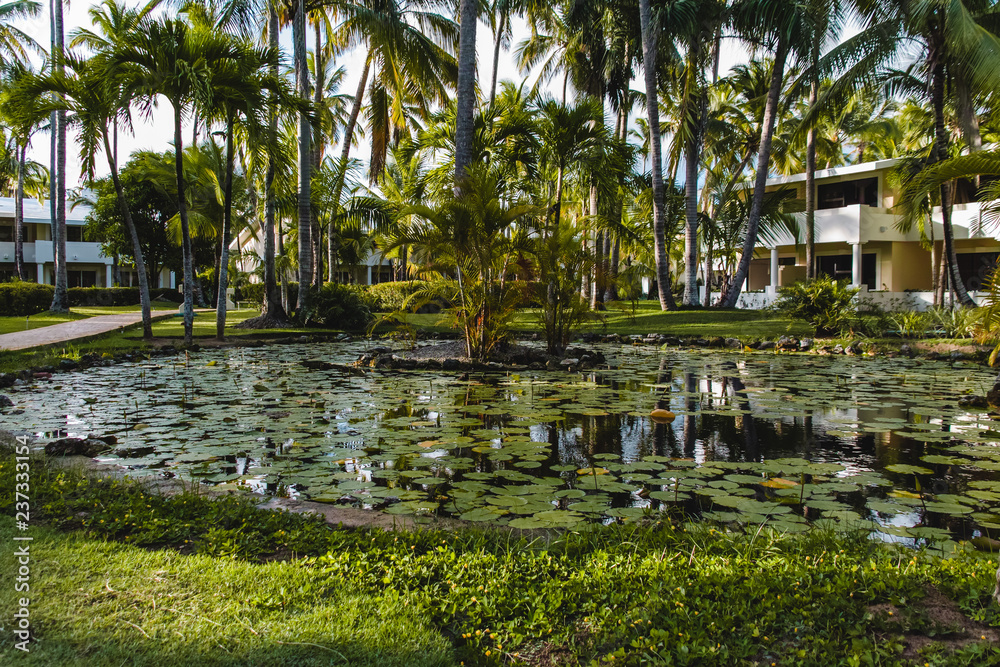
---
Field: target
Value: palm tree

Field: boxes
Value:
[0,61,48,281]
[292,0,312,316]
[719,0,813,308]
[638,0,676,309]
[49,0,68,312]
[110,16,243,344]
[454,0,477,194]
[35,54,157,337]
[0,1,41,73]
[815,0,1000,307]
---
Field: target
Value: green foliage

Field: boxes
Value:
[237,281,299,308]
[66,287,182,307]
[0,281,54,315]
[535,221,598,355]
[2,451,999,666]
[928,306,978,339]
[367,280,442,312]
[774,277,860,336]
[891,310,932,338]
[308,282,374,330]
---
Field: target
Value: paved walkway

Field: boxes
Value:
[0,310,180,351]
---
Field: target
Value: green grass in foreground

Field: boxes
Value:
[1,451,998,666]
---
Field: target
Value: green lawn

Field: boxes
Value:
[0,306,167,336]
[396,302,813,339]
[1,453,998,666]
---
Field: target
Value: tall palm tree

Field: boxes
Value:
[453,0,477,194]
[0,61,48,281]
[36,54,156,337]
[638,0,676,309]
[719,0,813,308]
[49,0,68,312]
[292,0,312,315]
[815,0,1000,307]
[110,16,243,344]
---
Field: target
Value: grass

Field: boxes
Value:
[1,450,998,666]
[397,302,813,339]
[0,305,174,336]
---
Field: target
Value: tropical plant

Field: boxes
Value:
[774,276,859,336]
[390,166,538,361]
[534,219,596,355]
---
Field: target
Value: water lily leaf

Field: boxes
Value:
[885,464,933,475]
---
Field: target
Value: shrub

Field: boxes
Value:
[366,280,432,312]
[0,281,54,316]
[928,306,978,339]
[308,283,373,330]
[774,277,859,336]
[889,310,931,338]
[67,287,183,307]
[236,282,298,308]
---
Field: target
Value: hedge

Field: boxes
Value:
[0,283,183,316]
[236,282,299,308]
[0,282,55,316]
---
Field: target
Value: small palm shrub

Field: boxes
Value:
[774,277,860,336]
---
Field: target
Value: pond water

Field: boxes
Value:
[6,341,1000,546]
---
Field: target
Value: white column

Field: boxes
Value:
[851,242,862,287]
[105,265,113,287]
[36,263,45,284]
[366,265,373,285]
[169,271,176,289]
[769,247,779,292]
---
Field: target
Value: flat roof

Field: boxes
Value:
[0,196,91,226]
[765,158,901,187]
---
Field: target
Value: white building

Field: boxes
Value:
[729,158,996,310]
[0,197,174,288]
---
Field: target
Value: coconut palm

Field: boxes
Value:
[0,1,41,73]
[48,0,68,312]
[109,15,244,344]
[814,0,1000,307]
[718,0,814,308]
[0,61,49,281]
[638,0,676,310]
[34,54,157,337]
[454,0,477,194]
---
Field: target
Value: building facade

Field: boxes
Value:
[730,159,996,310]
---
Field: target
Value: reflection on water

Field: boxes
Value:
[5,342,1000,542]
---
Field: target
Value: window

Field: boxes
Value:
[0,225,12,242]
[817,253,877,289]
[778,257,796,266]
[67,270,97,288]
[66,226,83,242]
[817,178,878,210]
[956,252,1000,292]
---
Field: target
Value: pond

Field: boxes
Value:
[6,341,1000,548]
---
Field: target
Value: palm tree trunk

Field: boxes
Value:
[312,17,324,290]
[721,40,788,308]
[50,0,68,311]
[489,11,505,107]
[704,240,714,306]
[454,0,478,195]
[805,81,817,280]
[683,129,701,306]
[103,133,152,339]
[607,235,620,302]
[930,29,975,308]
[15,143,25,280]
[173,102,195,345]
[294,0,312,316]
[261,3,287,323]
[217,114,235,340]
[639,0,676,310]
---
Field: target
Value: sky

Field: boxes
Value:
[14,2,818,190]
